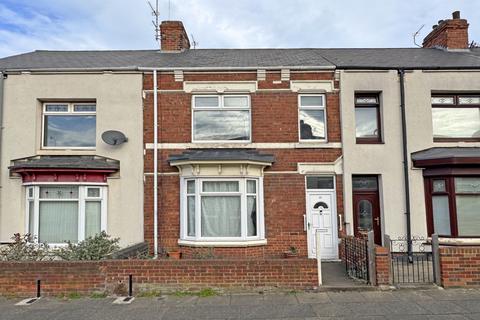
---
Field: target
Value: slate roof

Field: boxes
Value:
[1,48,480,71]
[168,149,275,164]
[9,155,120,171]
[411,147,480,161]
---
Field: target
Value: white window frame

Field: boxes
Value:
[41,102,97,150]
[191,95,252,143]
[179,177,265,243]
[298,94,327,142]
[25,184,107,246]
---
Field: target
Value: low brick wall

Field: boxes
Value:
[0,258,318,297]
[375,246,391,285]
[439,246,480,288]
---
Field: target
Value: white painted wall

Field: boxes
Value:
[0,73,144,247]
[340,69,480,242]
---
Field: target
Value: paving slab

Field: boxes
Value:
[416,300,466,314]
[230,294,264,306]
[327,291,367,302]
[296,292,331,304]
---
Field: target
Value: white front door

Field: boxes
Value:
[306,191,338,259]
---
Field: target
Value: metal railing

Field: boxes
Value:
[389,236,434,284]
[343,236,369,283]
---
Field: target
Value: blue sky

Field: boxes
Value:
[1,0,479,58]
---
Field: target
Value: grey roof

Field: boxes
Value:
[1,48,480,72]
[168,149,275,164]
[9,155,120,170]
[411,147,480,161]
[319,48,480,69]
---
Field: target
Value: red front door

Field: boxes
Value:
[352,176,382,245]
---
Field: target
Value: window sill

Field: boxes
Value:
[294,142,341,149]
[178,239,267,247]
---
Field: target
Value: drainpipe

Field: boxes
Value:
[153,70,159,258]
[0,72,4,194]
[398,69,413,260]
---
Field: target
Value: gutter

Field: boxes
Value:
[398,69,413,260]
[153,70,159,258]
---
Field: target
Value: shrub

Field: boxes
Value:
[55,231,120,261]
[0,233,51,261]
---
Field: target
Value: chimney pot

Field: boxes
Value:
[452,11,460,19]
[432,25,438,29]
[438,20,444,25]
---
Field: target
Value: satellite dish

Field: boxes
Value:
[102,130,128,146]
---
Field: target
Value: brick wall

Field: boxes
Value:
[439,246,480,288]
[0,259,318,297]
[375,246,391,285]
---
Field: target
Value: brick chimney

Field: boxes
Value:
[422,11,469,49]
[160,21,190,51]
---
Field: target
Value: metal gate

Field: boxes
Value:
[390,236,435,284]
[343,236,369,283]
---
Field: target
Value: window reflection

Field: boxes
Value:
[299,110,325,140]
[355,108,379,138]
[193,110,250,141]
[432,108,480,138]
[44,116,96,147]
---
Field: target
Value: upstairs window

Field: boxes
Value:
[42,102,96,148]
[192,95,251,142]
[355,94,382,143]
[299,95,326,141]
[431,94,480,141]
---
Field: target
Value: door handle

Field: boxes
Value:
[374,217,380,226]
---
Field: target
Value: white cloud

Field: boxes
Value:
[0,0,479,58]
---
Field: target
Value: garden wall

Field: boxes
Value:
[439,246,480,288]
[0,258,318,297]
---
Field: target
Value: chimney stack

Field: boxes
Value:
[422,11,469,49]
[160,21,190,52]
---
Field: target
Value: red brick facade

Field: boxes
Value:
[0,259,318,296]
[143,70,343,259]
[439,246,480,287]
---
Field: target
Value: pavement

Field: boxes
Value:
[2,288,480,320]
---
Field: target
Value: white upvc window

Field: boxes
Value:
[298,94,327,141]
[180,177,265,242]
[26,185,107,245]
[191,95,251,143]
[42,102,96,149]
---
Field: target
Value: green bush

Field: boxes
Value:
[0,233,51,261]
[55,231,120,261]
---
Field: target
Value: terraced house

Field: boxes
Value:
[0,10,480,288]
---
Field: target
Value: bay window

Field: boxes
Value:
[431,95,480,141]
[26,185,106,244]
[426,177,480,237]
[192,95,251,142]
[180,178,264,243]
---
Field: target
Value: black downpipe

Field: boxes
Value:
[398,69,413,261]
